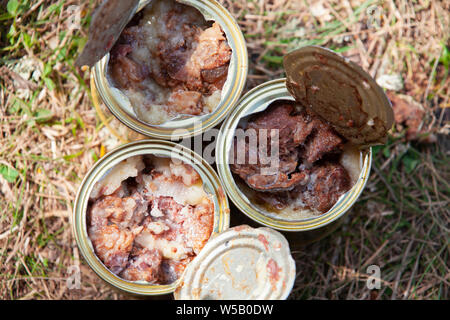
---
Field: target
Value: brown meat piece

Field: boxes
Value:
[298,162,351,213]
[160,28,204,91]
[156,22,231,93]
[194,22,232,70]
[230,104,310,191]
[110,41,148,89]
[230,102,346,192]
[120,248,162,283]
[89,224,135,275]
[88,193,147,230]
[201,65,229,84]
[230,137,299,192]
[110,56,143,89]
[304,120,344,163]
[254,162,351,213]
[247,103,314,152]
[246,171,308,192]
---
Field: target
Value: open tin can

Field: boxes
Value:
[73,140,296,298]
[216,46,393,236]
[72,140,230,295]
[92,0,248,140]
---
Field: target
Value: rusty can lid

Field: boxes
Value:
[284,46,394,147]
[75,0,140,68]
[174,225,296,300]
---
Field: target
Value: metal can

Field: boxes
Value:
[92,0,248,140]
[216,46,393,236]
[72,140,230,295]
[216,78,372,233]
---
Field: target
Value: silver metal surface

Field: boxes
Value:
[174,225,296,300]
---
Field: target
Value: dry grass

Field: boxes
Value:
[0,0,448,300]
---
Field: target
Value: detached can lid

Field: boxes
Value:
[284,46,394,147]
[174,225,296,300]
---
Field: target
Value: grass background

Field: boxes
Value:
[0,0,448,299]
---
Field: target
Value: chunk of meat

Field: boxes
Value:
[158,22,231,92]
[88,193,147,230]
[230,103,308,192]
[253,162,350,213]
[244,150,309,192]
[247,103,313,152]
[201,65,229,87]
[113,44,133,58]
[161,32,204,90]
[246,171,308,192]
[194,22,232,70]
[152,196,186,224]
[89,224,135,275]
[297,162,351,213]
[110,55,148,89]
[120,248,162,283]
[304,120,344,163]
[168,90,203,115]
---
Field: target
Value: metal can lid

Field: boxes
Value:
[174,225,296,300]
[75,0,140,68]
[284,46,394,147]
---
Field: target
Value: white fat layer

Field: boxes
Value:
[90,156,145,199]
[135,231,191,260]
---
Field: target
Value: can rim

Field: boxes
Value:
[93,0,248,140]
[174,226,296,300]
[73,139,230,295]
[216,78,372,232]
